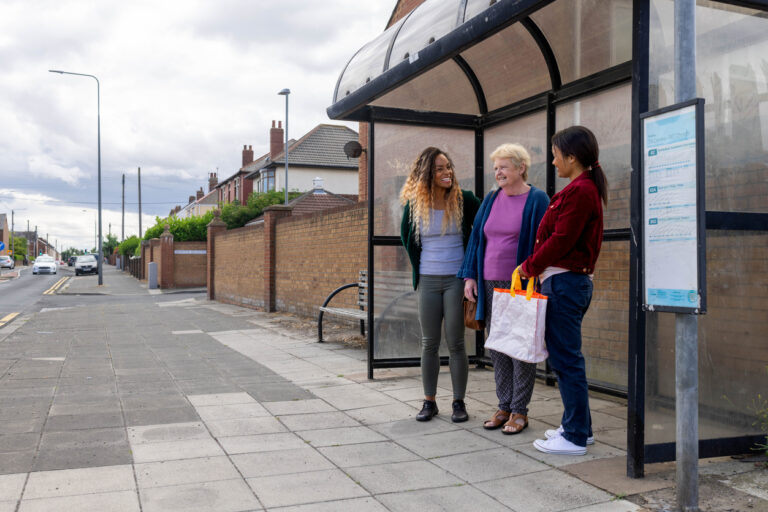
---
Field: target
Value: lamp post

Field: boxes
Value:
[50,69,103,285]
[278,88,290,205]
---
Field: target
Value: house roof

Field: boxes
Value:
[245,186,356,225]
[267,124,359,169]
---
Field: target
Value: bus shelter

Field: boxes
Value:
[327,0,768,477]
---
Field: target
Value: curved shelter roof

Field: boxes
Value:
[328,0,633,121]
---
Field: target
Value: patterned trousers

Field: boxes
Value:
[484,279,537,415]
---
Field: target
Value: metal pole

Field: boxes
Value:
[122,173,125,241]
[284,94,289,204]
[138,167,142,238]
[674,1,698,510]
[10,210,13,262]
[96,76,102,285]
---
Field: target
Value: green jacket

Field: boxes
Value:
[400,189,481,290]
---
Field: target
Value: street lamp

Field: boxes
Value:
[50,69,103,285]
[278,88,290,205]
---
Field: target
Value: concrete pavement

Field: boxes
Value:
[0,267,765,511]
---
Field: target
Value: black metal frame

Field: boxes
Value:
[639,98,707,315]
[337,0,768,478]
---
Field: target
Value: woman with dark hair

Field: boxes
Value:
[518,125,607,455]
[458,143,549,435]
[401,147,481,423]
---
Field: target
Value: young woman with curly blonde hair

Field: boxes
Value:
[400,147,480,422]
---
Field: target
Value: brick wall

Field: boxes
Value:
[213,224,266,308]
[274,203,367,317]
[172,241,207,287]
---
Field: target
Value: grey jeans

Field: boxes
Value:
[417,275,468,399]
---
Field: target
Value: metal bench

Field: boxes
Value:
[317,270,416,343]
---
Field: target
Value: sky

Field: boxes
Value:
[0,0,393,254]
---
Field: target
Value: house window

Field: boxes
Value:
[264,170,275,192]
[234,178,240,202]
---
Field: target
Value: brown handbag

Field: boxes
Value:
[463,297,485,331]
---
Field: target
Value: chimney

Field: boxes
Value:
[189,195,195,204]
[196,187,204,200]
[270,120,284,159]
[242,144,254,167]
[208,172,218,192]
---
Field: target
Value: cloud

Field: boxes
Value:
[28,155,89,186]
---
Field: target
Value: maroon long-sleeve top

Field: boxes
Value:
[521,172,603,277]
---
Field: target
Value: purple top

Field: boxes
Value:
[483,189,529,280]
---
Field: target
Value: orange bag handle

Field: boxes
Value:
[511,266,536,301]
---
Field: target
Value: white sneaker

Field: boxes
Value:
[545,425,594,445]
[533,435,587,455]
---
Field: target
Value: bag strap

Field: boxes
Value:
[511,266,536,301]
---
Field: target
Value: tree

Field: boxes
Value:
[117,236,141,257]
[102,234,119,256]
[220,189,302,229]
[142,211,215,242]
[12,236,27,262]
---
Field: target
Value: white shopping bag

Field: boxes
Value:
[484,266,548,363]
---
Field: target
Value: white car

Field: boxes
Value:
[74,254,98,276]
[0,255,14,269]
[33,255,57,275]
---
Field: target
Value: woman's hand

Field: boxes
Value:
[464,279,478,302]
[517,266,530,279]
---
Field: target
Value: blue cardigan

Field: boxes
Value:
[456,185,549,321]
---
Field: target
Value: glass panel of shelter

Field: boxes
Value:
[370,59,481,115]
[334,17,405,103]
[387,0,464,69]
[555,83,632,231]
[372,245,478,360]
[372,123,476,237]
[645,229,768,446]
[530,0,633,84]
[649,0,768,214]
[460,22,551,111]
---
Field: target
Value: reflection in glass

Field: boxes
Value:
[645,230,768,445]
[371,60,480,115]
[461,23,551,111]
[649,0,768,213]
[373,123,475,237]
[373,245,477,359]
[388,0,463,69]
[556,84,631,230]
[483,112,548,194]
[531,0,632,84]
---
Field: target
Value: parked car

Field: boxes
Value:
[68,256,77,266]
[33,255,57,275]
[0,255,14,269]
[74,254,97,276]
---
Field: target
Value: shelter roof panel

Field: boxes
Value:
[370,59,480,115]
[387,0,464,68]
[460,22,551,111]
[530,0,632,85]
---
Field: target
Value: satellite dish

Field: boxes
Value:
[343,140,364,159]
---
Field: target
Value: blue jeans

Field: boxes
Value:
[541,272,593,447]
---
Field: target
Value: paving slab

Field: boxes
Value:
[218,432,308,455]
[139,478,261,512]
[186,392,256,407]
[369,417,459,439]
[376,485,512,512]
[261,398,335,416]
[0,473,26,502]
[561,455,675,497]
[195,403,270,421]
[231,447,335,477]
[205,417,287,437]
[127,421,209,444]
[246,469,368,509]
[267,496,387,512]
[318,441,420,468]
[135,456,241,488]
[396,429,500,459]
[475,470,614,512]
[18,490,141,512]
[124,406,200,426]
[23,464,135,499]
[279,411,361,431]
[430,447,549,483]
[131,438,224,463]
[346,460,462,494]
[296,425,388,447]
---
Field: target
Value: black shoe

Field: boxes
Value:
[451,399,469,422]
[416,400,438,421]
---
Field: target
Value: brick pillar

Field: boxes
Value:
[159,225,174,289]
[206,210,227,300]
[263,204,292,312]
[140,241,149,280]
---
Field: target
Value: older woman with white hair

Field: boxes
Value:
[458,143,549,434]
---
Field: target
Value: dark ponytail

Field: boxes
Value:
[551,126,608,205]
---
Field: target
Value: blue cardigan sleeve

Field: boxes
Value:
[457,191,494,280]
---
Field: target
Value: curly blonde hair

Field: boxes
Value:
[399,147,463,243]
